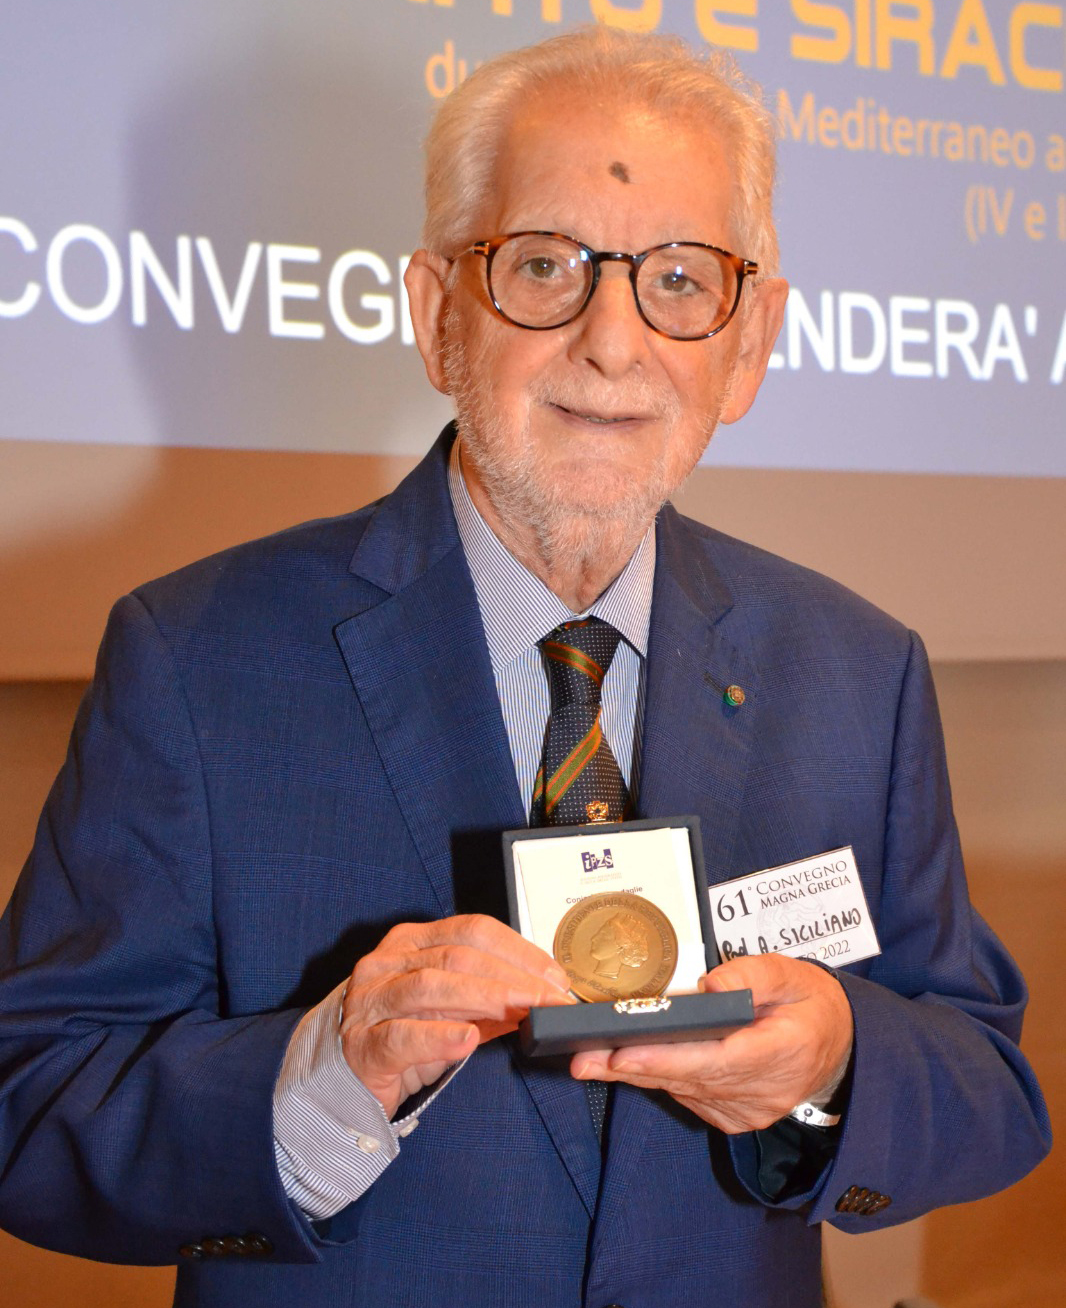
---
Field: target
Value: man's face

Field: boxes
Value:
[409,92,784,555]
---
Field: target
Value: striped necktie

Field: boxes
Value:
[530,617,630,1143]
[529,618,630,828]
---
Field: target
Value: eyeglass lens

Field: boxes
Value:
[487,233,739,339]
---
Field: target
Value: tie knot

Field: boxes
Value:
[539,618,623,709]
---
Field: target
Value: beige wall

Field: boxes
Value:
[4,442,1066,680]
[826,659,1065,1308]
[1,662,1061,1307]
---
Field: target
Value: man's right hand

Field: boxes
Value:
[339,914,574,1119]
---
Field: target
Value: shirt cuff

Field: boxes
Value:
[272,980,466,1219]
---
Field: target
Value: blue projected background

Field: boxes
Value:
[1,1,1063,477]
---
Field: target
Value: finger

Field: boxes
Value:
[702,953,823,1006]
[473,1017,530,1044]
[571,1021,758,1083]
[352,966,570,1029]
[392,942,574,1000]
[362,946,532,1003]
[588,1011,847,1121]
[571,1048,613,1080]
[574,1037,745,1091]
[670,1092,788,1135]
[578,1047,805,1129]
[364,915,571,991]
[573,1056,732,1110]
[709,965,854,1090]
[400,914,569,983]
[609,1039,730,1080]
[574,1020,800,1094]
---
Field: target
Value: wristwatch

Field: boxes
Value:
[788,1101,842,1129]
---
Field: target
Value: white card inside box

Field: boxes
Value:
[510,822,709,992]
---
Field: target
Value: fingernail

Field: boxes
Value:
[545,964,570,991]
[539,987,578,1007]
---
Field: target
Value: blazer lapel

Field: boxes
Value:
[511,1057,604,1218]
[335,550,524,918]
[640,503,757,887]
[334,432,525,916]
[334,431,602,1215]
[596,504,759,1228]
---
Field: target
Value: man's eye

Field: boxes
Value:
[518,256,561,280]
[657,269,699,295]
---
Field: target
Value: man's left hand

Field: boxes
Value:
[570,954,853,1134]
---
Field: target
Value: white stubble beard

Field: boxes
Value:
[441,303,725,581]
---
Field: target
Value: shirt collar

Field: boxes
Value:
[448,437,654,674]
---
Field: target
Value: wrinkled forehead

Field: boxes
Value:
[480,91,738,249]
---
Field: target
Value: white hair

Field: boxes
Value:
[422,25,779,275]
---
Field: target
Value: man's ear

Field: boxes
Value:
[404,249,453,395]
[719,277,788,426]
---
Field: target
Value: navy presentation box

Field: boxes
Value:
[502,816,754,1057]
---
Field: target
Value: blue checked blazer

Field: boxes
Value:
[0,427,1049,1308]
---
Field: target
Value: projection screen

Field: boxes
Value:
[2,2,1063,675]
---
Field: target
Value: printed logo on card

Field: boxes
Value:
[581,848,614,873]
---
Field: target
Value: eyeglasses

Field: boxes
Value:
[459,231,758,341]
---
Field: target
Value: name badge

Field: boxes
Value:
[710,846,881,968]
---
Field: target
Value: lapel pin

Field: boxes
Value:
[723,684,746,707]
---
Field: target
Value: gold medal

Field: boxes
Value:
[553,892,677,1002]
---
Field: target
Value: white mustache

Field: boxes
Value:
[530,375,681,423]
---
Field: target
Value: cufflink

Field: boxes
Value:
[789,1101,842,1129]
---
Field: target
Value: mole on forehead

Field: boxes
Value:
[608,161,631,184]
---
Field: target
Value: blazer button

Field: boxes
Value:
[202,1237,227,1257]
[178,1243,203,1260]
[245,1232,274,1256]
[835,1185,892,1215]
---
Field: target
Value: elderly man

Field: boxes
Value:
[0,27,1049,1308]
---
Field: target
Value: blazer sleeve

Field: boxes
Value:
[0,594,322,1265]
[730,631,1051,1226]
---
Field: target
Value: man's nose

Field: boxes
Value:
[568,264,650,378]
